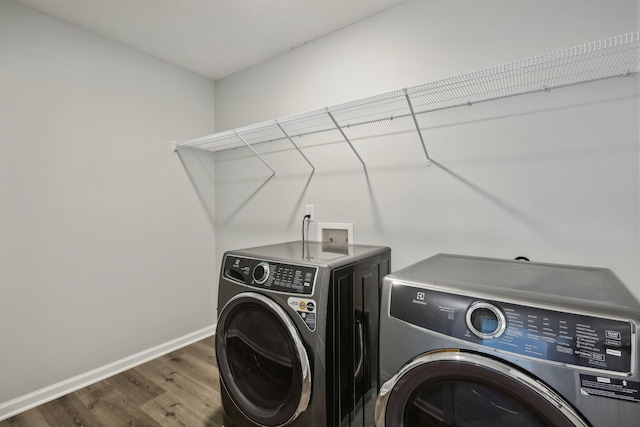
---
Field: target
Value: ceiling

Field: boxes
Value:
[14,0,408,81]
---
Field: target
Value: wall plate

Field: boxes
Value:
[317,222,354,245]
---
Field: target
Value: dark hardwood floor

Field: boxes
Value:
[1,337,225,427]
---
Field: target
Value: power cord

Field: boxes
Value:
[301,214,311,243]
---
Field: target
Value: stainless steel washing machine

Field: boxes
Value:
[375,254,640,426]
[215,241,390,427]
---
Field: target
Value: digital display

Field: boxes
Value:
[481,317,499,334]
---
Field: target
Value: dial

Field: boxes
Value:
[466,301,506,339]
[252,262,270,285]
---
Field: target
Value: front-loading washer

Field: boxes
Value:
[375,254,640,426]
[215,241,390,427]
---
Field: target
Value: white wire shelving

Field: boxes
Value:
[175,32,640,172]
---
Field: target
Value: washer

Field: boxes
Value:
[375,254,640,426]
[215,241,390,427]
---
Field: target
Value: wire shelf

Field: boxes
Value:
[176,32,640,168]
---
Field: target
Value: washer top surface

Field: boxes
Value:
[227,240,389,267]
[388,253,640,318]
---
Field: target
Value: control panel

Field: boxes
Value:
[223,255,317,295]
[390,283,634,375]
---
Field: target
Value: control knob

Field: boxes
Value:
[253,262,270,285]
[466,301,506,339]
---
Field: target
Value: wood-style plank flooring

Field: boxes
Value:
[1,337,225,427]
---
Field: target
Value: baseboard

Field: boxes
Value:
[0,324,216,421]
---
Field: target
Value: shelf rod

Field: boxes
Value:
[233,130,276,177]
[404,89,431,166]
[276,121,316,174]
[326,108,367,171]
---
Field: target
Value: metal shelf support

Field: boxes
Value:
[404,89,431,166]
[326,108,367,171]
[276,121,316,174]
[233,130,276,177]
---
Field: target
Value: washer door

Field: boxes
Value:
[216,292,312,426]
[375,350,589,427]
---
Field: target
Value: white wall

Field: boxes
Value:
[0,0,216,413]
[214,0,640,297]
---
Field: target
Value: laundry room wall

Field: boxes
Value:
[214,0,640,298]
[0,0,216,416]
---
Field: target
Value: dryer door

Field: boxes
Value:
[375,350,589,427]
[216,292,311,427]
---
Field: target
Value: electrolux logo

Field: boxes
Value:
[412,291,427,306]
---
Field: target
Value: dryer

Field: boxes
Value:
[375,254,640,426]
[215,241,390,427]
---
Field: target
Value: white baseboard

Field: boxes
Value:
[0,324,216,421]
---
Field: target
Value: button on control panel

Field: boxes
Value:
[223,255,317,295]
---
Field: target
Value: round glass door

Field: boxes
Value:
[375,350,589,427]
[216,292,311,426]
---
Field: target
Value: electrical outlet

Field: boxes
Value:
[305,204,314,221]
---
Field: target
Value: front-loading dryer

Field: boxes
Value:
[215,241,390,427]
[375,254,640,426]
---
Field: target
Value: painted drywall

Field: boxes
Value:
[214,0,640,298]
[0,0,216,408]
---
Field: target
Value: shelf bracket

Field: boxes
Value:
[233,130,276,177]
[404,89,431,166]
[326,108,367,171]
[276,121,316,174]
